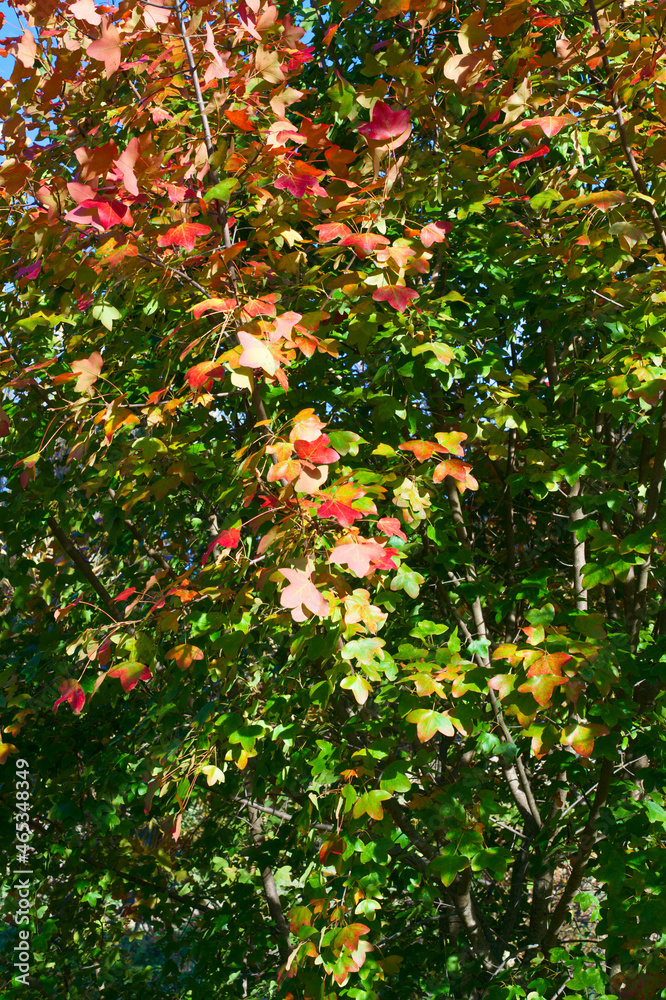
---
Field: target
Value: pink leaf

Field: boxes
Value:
[376,516,407,542]
[420,221,452,248]
[68,0,102,24]
[340,232,390,259]
[278,568,329,621]
[71,351,103,392]
[10,29,36,68]
[514,114,576,137]
[330,540,398,577]
[358,102,411,150]
[87,19,122,78]
[275,175,327,198]
[372,285,419,312]
[65,198,134,232]
[53,679,85,715]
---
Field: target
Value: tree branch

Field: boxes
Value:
[47,516,122,622]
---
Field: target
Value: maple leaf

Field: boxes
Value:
[560,721,609,758]
[0,407,10,437]
[372,285,420,312]
[509,143,549,168]
[340,673,373,704]
[192,298,237,320]
[376,516,407,541]
[518,674,567,707]
[420,221,452,248]
[514,115,576,137]
[407,708,455,741]
[275,175,327,198]
[352,789,392,821]
[224,108,256,132]
[203,22,230,83]
[340,232,390,259]
[433,459,479,491]
[488,674,516,699]
[71,351,103,392]
[526,651,572,677]
[53,679,85,715]
[65,199,134,232]
[334,923,371,951]
[237,331,278,376]
[107,661,152,692]
[0,742,18,764]
[278,568,329,622]
[186,360,226,390]
[87,19,122,78]
[157,223,211,251]
[294,434,340,464]
[11,29,36,68]
[112,137,141,196]
[399,440,446,461]
[358,102,411,150]
[343,589,387,633]
[330,540,398,577]
[202,528,242,566]
[434,431,467,456]
[314,222,352,242]
[166,644,205,670]
[317,499,363,528]
[69,0,101,22]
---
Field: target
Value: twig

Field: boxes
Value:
[47,516,122,622]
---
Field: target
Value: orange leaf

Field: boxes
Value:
[166,644,205,670]
[157,222,211,251]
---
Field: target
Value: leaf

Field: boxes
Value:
[399,439,445,461]
[420,221,452,247]
[203,178,239,203]
[92,303,121,331]
[488,674,516,699]
[278,568,329,621]
[314,222,352,242]
[526,652,572,677]
[432,459,478,491]
[518,674,567,707]
[406,708,455,741]
[412,342,456,370]
[11,29,36,68]
[107,661,152,692]
[64,199,134,231]
[509,143,549,169]
[53,679,85,715]
[317,499,363,528]
[192,297,237,320]
[352,789,392,820]
[201,765,225,786]
[340,673,373,705]
[376,516,407,541]
[358,102,411,150]
[560,722,609,758]
[434,431,467,456]
[186,360,226,390]
[340,232,390,258]
[237,331,278,376]
[157,223,211,251]
[87,19,121,77]
[0,742,18,764]
[372,285,420,312]
[513,114,575,137]
[166,644,205,670]
[294,434,340,464]
[330,540,399,577]
[71,351,103,392]
[334,923,371,951]
[202,528,242,566]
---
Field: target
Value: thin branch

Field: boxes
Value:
[47,516,122,622]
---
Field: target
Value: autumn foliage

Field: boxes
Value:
[1,0,666,997]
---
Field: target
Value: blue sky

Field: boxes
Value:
[0,0,25,79]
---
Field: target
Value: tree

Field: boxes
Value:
[1,0,665,997]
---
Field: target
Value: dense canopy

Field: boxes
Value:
[1,0,666,997]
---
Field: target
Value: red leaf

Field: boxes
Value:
[514,115,575,137]
[509,143,549,168]
[376,516,407,541]
[275,175,327,198]
[107,661,152,692]
[114,587,136,602]
[340,232,390,258]
[157,223,211,251]
[278,568,329,622]
[420,221,452,248]
[399,440,445,461]
[64,198,134,232]
[372,285,419,312]
[317,500,363,528]
[294,434,340,464]
[358,102,411,149]
[192,297,237,320]
[433,459,478,491]
[314,222,352,243]
[334,923,371,951]
[87,19,121,77]
[224,108,256,132]
[166,644,205,670]
[202,528,241,566]
[186,360,226,390]
[53,679,85,715]
[518,674,567,707]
